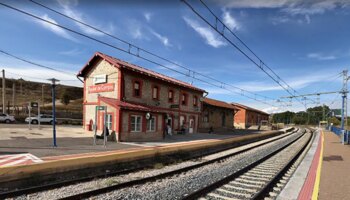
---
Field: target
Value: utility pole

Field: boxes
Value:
[341,70,349,131]
[12,81,15,114]
[48,78,59,147]
[2,69,5,113]
[42,84,44,112]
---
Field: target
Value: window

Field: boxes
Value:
[130,115,142,132]
[168,90,174,103]
[203,111,209,122]
[152,85,159,100]
[133,81,141,97]
[193,96,198,106]
[181,93,188,105]
[106,114,112,130]
[147,116,156,132]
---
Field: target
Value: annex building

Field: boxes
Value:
[231,102,269,129]
[78,52,205,142]
[199,98,238,133]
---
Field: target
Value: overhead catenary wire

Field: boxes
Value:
[182,0,315,106]
[0,1,287,107]
[28,0,282,103]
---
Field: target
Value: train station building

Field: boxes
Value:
[231,102,269,129]
[78,52,206,142]
[199,98,238,133]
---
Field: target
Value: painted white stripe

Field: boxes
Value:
[1,156,29,167]
[0,154,26,165]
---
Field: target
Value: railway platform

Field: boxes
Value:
[318,130,350,200]
[0,127,289,189]
[279,129,350,200]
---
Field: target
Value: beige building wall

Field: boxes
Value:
[85,59,119,103]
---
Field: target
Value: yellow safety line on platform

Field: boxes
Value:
[312,130,324,200]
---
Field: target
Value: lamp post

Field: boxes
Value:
[48,78,59,147]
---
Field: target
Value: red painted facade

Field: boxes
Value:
[78,52,205,142]
[231,102,269,129]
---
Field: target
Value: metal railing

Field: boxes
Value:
[329,126,349,144]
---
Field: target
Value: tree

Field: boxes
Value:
[329,117,340,126]
[60,91,71,106]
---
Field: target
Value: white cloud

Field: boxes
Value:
[222,10,240,31]
[36,14,76,41]
[233,73,334,92]
[59,48,84,56]
[144,12,152,22]
[57,0,114,36]
[0,54,82,87]
[183,16,227,48]
[149,29,172,47]
[218,0,349,25]
[307,52,337,60]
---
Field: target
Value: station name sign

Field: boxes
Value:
[89,83,115,93]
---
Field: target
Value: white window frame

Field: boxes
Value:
[147,116,156,132]
[93,74,107,84]
[131,115,142,132]
[106,114,112,130]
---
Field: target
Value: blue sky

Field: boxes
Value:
[0,0,350,113]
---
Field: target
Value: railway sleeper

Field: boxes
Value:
[222,184,258,193]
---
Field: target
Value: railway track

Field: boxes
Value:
[2,128,303,199]
[56,128,303,200]
[184,129,313,200]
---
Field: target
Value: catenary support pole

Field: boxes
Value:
[48,78,59,147]
[2,69,5,113]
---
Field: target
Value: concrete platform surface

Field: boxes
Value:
[318,131,350,200]
[0,124,269,159]
[277,129,321,200]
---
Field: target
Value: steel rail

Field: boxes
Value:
[181,128,310,200]
[0,129,297,199]
[52,130,298,200]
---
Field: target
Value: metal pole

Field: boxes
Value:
[104,107,107,147]
[48,78,59,147]
[42,84,44,112]
[2,69,5,113]
[12,82,15,114]
[52,83,57,147]
[93,106,97,145]
[28,104,31,130]
[38,101,41,130]
[341,94,345,130]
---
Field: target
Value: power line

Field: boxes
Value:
[182,0,315,106]
[28,0,287,103]
[0,49,74,76]
[0,1,286,107]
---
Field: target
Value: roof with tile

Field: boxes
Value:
[231,102,269,115]
[99,96,164,113]
[203,98,238,111]
[78,52,205,92]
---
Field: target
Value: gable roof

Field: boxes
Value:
[78,52,205,93]
[203,98,237,111]
[99,96,164,113]
[231,102,269,115]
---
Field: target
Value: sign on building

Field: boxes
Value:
[89,83,115,93]
[93,74,107,84]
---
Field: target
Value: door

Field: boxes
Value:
[222,112,226,127]
[189,118,194,134]
[106,114,112,130]
[180,116,185,129]
[167,117,173,134]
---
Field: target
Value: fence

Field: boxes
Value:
[329,126,349,144]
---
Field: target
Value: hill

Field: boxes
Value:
[0,77,83,116]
